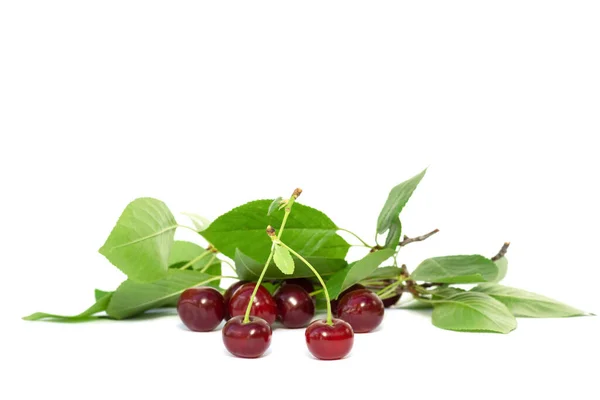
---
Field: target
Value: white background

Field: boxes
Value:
[1,1,599,399]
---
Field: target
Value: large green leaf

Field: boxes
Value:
[234,248,346,280]
[99,198,177,283]
[384,218,402,249]
[106,270,220,319]
[492,257,508,282]
[410,255,498,284]
[201,199,350,267]
[326,249,395,299]
[23,292,113,321]
[367,266,403,280]
[377,169,427,234]
[168,241,221,277]
[431,292,517,333]
[471,284,588,318]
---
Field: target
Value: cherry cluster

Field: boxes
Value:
[177,278,390,360]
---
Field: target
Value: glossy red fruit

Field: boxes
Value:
[282,278,314,294]
[177,287,225,332]
[274,284,315,328]
[337,289,384,333]
[228,283,277,325]
[222,316,272,358]
[223,280,248,320]
[331,284,365,316]
[381,293,402,308]
[305,319,354,360]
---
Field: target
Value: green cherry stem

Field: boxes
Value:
[277,188,301,240]
[242,249,275,324]
[279,241,334,326]
[199,254,217,273]
[337,228,372,247]
[376,277,407,298]
[179,251,212,270]
[242,188,303,324]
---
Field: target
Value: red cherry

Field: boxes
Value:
[223,280,248,320]
[331,284,365,316]
[273,284,315,328]
[222,316,272,358]
[337,289,384,333]
[282,278,314,294]
[228,283,277,325]
[381,293,402,308]
[177,287,225,332]
[305,319,354,360]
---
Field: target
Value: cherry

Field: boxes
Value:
[305,319,354,360]
[222,316,272,358]
[337,289,384,333]
[228,283,277,325]
[331,283,365,316]
[177,287,225,332]
[223,280,248,320]
[282,278,314,294]
[381,293,402,308]
[273,284,315,328]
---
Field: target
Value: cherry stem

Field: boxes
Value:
[376,277,406,298]
[199,254,217,273]
[242,188,302,324]
[279,241,333,326]
[338,228,372,247]
[179,251,212,270]
[242,250,274,324]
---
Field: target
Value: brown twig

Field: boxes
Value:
[491,242,510,261]
[399,229,440,247]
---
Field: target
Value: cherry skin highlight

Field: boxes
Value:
[177,287,225,332]
[331,283,365,316]
[305,319,354,360]
[228,283,277,325]
[282,278,314,294]
[222,316,272,358]
[223,280,248,320]
[274,284,315,328]
[337,289,384,333]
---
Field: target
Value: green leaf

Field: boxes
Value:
[94,289,112,301]
[471,283,589,318]
[234,248,346,281]
[106,270,219,319]
[273,244,295,274]
[23,292,113,321]
[99,198,177,283]
[168,241,221,279]
[431,287,466,300]
[201,199,349,269]
[398,300,433,310]
[377,168,427,234]
[410,255,498,284]
[326,249,395,300]
[181,212,211,232]
[384,218,402,249]
[492,257,508,282]
[367,266,403,280]
[431,292,517,334]
[267,197,283,216]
